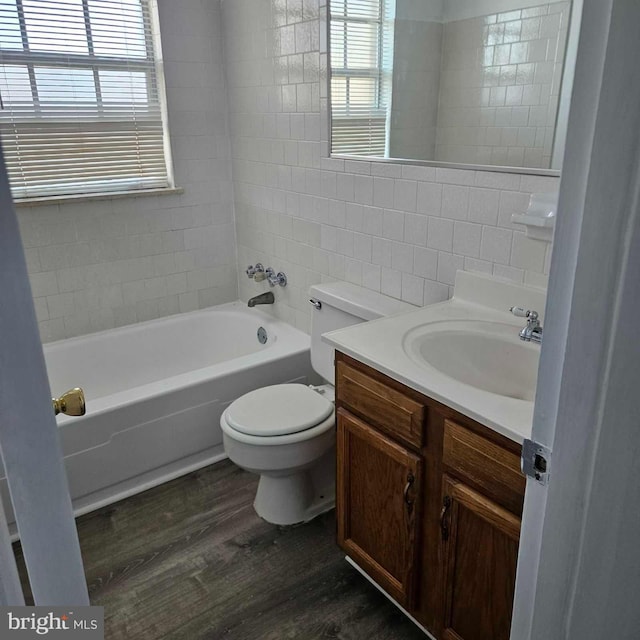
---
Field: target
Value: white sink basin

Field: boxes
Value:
[403,320,540,402]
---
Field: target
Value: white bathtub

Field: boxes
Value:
[1,302,314,529]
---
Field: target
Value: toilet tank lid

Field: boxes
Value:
[309,282,416,321]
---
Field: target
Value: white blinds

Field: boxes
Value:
[330,0,393,157]
[0,0,170,199]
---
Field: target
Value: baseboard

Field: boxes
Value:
[344,556,435,639]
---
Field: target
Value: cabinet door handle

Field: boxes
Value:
[440,496,452,541]
[403,472,415,514]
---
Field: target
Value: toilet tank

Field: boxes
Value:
[308,282,415,384]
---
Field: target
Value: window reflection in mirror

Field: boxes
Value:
[328,0,579,171]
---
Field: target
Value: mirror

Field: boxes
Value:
[328,0,580,172]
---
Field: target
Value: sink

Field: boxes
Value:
[403,320,540,402]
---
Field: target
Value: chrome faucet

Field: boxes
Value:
[248,291,275,307]
[510,307,543,343]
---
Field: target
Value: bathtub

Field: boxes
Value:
[0,302,314,529]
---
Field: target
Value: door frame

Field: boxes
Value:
[0,146,88,605]
[512,0,640,637]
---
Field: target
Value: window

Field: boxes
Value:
[0,0,171,200]
[330,0,393,157]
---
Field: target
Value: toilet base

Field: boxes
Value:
[254,470,335,526]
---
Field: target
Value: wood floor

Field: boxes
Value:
[15,460,426,640]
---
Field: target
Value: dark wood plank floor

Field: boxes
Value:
[15,460,426,640]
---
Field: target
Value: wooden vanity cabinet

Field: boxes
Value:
[336,408,423,608]
[335,352,526,640]
[439,419,526,640]
[439,476,521,640]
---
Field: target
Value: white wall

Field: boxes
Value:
[18,0,237,342]
[222,0,558,335]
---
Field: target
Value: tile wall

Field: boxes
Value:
[19,0,237,342]
[222,0,559,334]
[435,2,570,168]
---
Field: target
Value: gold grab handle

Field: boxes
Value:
[52,388,86,417]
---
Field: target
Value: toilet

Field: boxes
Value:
[221,281,414,525]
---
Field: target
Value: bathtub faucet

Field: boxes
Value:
[248,291,275,307]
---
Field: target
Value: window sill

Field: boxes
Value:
[14,187,184,208]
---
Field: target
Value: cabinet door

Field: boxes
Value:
[440,475,521,640]
[337,408,423,608]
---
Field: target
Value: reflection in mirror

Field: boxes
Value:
[329,0,577,171]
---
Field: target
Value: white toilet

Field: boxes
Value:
[220,281,414,525]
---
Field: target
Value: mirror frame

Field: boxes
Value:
[322,0,584,177]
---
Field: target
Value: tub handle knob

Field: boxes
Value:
[253,264,267,282]
[52,387,86,417]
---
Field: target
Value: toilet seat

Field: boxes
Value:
[225,384,334,437]
[221,384,335,447]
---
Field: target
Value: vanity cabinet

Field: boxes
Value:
[440,475,520,640]
[336,409,422,608]
[335,352,526,640]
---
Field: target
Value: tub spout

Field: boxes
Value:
[248,291,275,307]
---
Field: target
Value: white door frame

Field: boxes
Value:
[0,147,88,605]
[512,0,640,637]
[0,493,23,605]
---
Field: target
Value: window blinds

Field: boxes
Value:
[0,0,170,199]
[330,0,393,157]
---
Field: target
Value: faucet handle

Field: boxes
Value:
[510,306,538,320]
[253,263,267,282]
[267,270,287,287]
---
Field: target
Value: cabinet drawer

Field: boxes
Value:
[336,361,424,448]
[443,420,525,515]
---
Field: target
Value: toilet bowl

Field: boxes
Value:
[220,383,336,525]
[222,281,416,526]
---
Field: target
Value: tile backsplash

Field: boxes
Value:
[20,0,237,342]
[222,0,559,334]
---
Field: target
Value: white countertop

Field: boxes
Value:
[322,271,547,444]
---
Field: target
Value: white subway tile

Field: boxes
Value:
[381,267,402,299]
[414,247,438,280]
[373,177,395,209]
[353,233,372,262]
[437,252,464,286]
[468,188,500,225]
[402,273,424,306]
[493,264,525,283]
[453,221,482,258]
[345,203,364,232]
[417,182,443,215]
[372,237,393,267]
[404,213,428,246]
[383,209,405,241]
[441,185,470,221]
[427,217,454,252]
[511,232,547,271]
[424,279,450,305]
[370,163,402,178]
[480,226,513,264]
[394,180,418,213]
[354,175,374,205]
[362,263,381,291]
[391,242,414,273]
